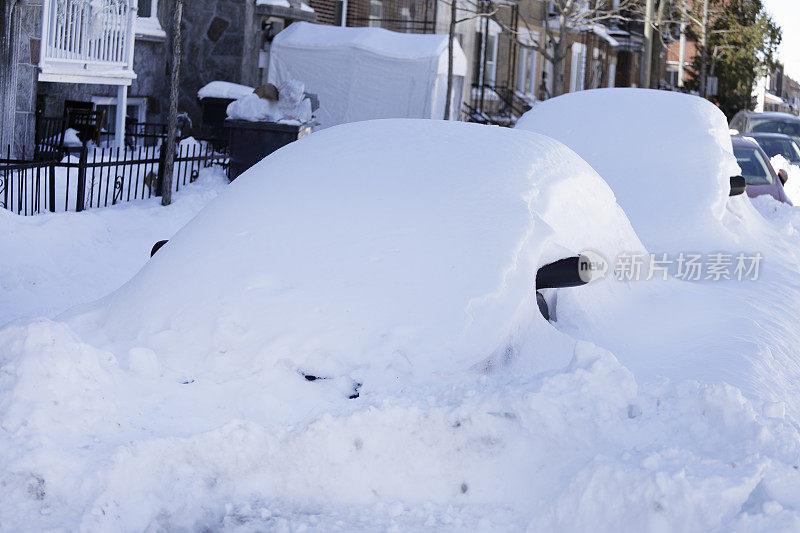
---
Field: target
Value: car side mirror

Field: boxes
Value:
[536,256,593,322]
[730,175,746,196]
[536,256,591,290]
[151,240,169,257]
[778,169,789,185]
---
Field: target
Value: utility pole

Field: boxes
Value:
[162,0,183,206]
[641,0,654,89]
[678,1,687,89]
[699,0,709,97]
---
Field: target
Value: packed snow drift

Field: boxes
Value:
[4,113,800,531]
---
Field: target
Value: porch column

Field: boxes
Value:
[115,84,128,148]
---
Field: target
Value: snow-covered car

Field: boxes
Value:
[516,88,745,254]
[731,135,792,204]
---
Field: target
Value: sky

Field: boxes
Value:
[762,0,800,81]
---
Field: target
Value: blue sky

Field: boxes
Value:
[762,0,800,81]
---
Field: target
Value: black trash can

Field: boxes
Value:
[225,119,311,181]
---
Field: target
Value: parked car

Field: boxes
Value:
[731,135,792,204]
[729,110,800,145]
[740,132,800,170]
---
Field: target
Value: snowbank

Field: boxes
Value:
[6,119,800,530]
[0,167,228,326]
[770,154,800,204]
[268,22,468,127]
[517,89,741,253]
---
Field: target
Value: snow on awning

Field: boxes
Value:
[590,24,620,47]
[765,92,784,105]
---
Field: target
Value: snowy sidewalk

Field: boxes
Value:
[0,167,228,326]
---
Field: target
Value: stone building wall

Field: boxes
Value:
[1,0,42,158]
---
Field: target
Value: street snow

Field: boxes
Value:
[4,96,800,531]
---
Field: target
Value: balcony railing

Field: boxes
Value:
[39,0,137,85]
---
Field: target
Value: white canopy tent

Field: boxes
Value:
[268,22,467,128]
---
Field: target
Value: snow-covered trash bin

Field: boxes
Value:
[226,120,311,180]
[225,79,314,180]
[198,81,256,140]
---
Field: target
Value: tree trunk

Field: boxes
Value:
[162,0,184,206]
[699,0,709,97]
[444,0,456,120]
[551,37,567,97]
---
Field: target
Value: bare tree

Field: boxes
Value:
[162,0,184,206]
[494,0,640,97]
[443,0,499,119]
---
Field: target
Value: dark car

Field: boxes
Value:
[740,132,800,167]
[730,110,800,145]
[731,135,792,204]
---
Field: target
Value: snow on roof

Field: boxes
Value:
[764,92,785,105]
[197,81,255,100]
[255,0,314,10]
[272,22,467,74]
[589,24,620,47]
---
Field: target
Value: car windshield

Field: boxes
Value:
[749,118,800,143]
[733,144,775,185]
[753,137,800,163]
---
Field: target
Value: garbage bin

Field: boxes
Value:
[201,97,237,140]
[225,119,311,180]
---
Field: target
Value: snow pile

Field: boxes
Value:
[770,154,800,204]
[516,89,741,253]
[268,22,468,127]
[0,166,228,326]
[226,80,312,123]
[197,81,254,101]
[6,118,800,530]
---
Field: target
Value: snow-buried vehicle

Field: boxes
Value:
[65,119,643,395]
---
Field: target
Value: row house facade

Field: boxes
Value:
[306,0,650,124]
[1,0,315,158]
[1,0,654,158]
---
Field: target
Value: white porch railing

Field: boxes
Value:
[39,0,137,85]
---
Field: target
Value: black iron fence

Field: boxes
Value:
[1,141,228,216]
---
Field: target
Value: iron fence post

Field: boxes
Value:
[76,144,88,212]
[156,143,167,197]
[48,162,56,212]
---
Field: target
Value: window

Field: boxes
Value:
[91,96,147,138]
[138,0,152,18]
[733,145,774,185]
[516,31,540,96]
[400,7,411,32]
[570,42,586,92]
[135,0,165,40]
[484,34,497,86]
[369,0,384,28]
[665,65,679,89]
[755,138,800,163]
[473,21,500,87]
